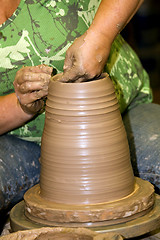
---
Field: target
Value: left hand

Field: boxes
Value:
[61,31,111,82]
[13,64,53,115]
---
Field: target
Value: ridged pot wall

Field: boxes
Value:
[40,73,135,205]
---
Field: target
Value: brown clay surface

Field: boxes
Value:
[24,178,155,225]
[9,195,160,238]
[40,73,134,205]
[0,227,123,240]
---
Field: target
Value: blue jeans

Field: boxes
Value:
[123,103,160,193]
[0,103,160,212]
[0,135,40,212]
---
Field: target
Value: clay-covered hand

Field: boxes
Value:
[13,64,53,115]
[61,31,111,83]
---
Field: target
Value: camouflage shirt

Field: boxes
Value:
[0,0,152,143]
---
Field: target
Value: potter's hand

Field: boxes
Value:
[61,0,143,83]
[13,65,53,115]
[61,31,111,83]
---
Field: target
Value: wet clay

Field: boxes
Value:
[24,177,154,225]
[0,227,123,240]
[9,72,156,232]
[40,73,134,204]
[34,232,92,240]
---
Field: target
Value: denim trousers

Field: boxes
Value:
[123,103,160,193]
[0,103,160,212]
[0,135,40,212]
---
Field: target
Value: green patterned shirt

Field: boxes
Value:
[0,0,152,143]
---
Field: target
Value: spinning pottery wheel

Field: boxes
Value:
[10,73,160,238]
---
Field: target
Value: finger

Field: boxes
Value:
[60,70,81,83]
[32,89,48,101]
[27,99,44,113]
[20,99,44,115]
[18,89,48,105]
[18,80,49,94]
[15,65,52,84]
[24,65,53,74]
[61,66,86,83]
[17,72,51,85]
[76,77,88,83]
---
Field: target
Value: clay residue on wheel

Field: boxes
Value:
[35,232,93,240]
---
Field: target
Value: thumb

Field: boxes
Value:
[61,66,85,83]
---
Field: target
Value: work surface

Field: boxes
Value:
[1,219,160,239]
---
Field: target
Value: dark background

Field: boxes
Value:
[121,0,160,104]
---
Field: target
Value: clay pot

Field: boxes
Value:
[0,227,123,240]
[40,73,134,204]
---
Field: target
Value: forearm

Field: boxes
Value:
[0,93,34,135]
[62,0,144,82]
[87,0,144,44]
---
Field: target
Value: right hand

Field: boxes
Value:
[61,31,111,83]
[13,64,53,115]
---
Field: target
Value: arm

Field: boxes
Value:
[0,65,52,135]
[0,93,33,135]
[87,0,144,44]
[62,0,144,82]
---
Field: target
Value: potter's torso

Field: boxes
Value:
[0,0,152,142]
[0,0,101,142]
